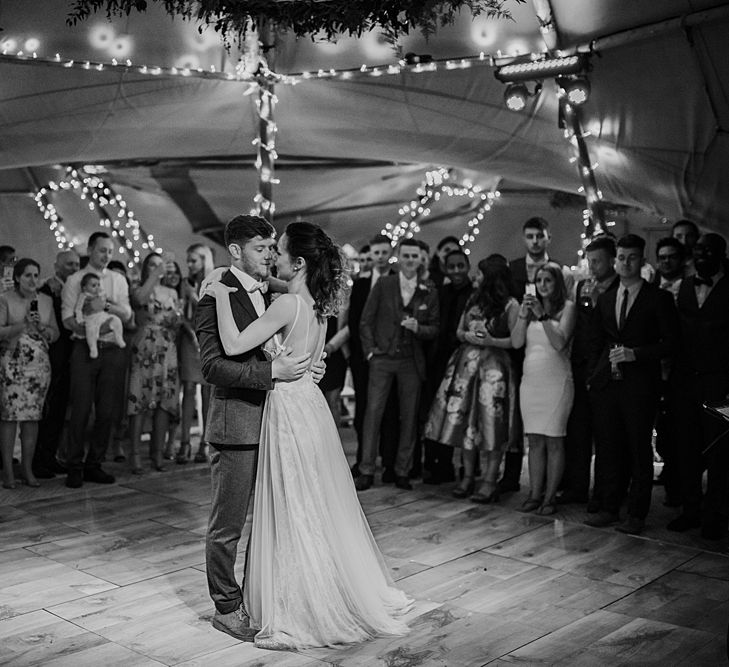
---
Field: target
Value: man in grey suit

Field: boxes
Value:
[355,238,439,491]
[196,215,317,641]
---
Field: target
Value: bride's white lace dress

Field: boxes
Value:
[244,295,412,649]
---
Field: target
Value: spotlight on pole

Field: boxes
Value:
[504,83,528,111]
[558,76,591,106]
[503,82,541,112]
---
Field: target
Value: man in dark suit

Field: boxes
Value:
[668,233,729,540]
[355,238,439,491]
[561,236,619,506]
[196,215,313,642]
[347,234,399,478]
[585,233,679,535]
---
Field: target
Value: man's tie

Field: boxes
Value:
[694,276,713,287]
[618,287,629,330]
[247,281,269,294]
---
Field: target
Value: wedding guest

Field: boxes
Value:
[422,249,473,484]
[106,260,136,463]
[162,261,184,457]
[426,236,461,288]
[177,243,214,464]
[512,262,575,515]
[669,233,729,540]
[61,232,132,488]
[672,219,699,276]
[357,244,372,279]
[347,234,399,479]
[0,246,16,294]
[126,253,181,473]
[653,236,685,505]
[585,234,679,535]
[320,312,349,423]
[33,249,80,479]
[561,236,618,506]
[0,259,59,488]
[355,239,439,491]
[502,218,573,495]
[426,261,518,501]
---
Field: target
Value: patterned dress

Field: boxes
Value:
[127,287,181,417]
[425,300,517,452]
[0,292,57,421]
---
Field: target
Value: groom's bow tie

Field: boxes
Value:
[247,281,269,294]
[694,276,713,287]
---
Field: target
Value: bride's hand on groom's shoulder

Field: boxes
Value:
[200,280,236,300]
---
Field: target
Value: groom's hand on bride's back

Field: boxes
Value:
[272,347,311,382]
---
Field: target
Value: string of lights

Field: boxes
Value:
[383,168,500,254]
[0,47,497,87]
[35,166,160,267]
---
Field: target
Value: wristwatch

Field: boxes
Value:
[538,314,550,322]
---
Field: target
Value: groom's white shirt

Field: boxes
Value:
[229,264,265,317]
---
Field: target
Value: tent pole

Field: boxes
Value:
[249,19,277,224]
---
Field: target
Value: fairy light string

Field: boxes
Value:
[35,166,160,267]
[383,168,500,254]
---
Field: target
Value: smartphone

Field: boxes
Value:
[29,299,38,313]
[2,266,12,281]
[525,283,536,297]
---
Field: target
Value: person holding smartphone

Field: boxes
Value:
[511,262,576,516]
[0,258,59,489]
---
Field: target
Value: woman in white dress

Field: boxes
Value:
[204,222,412,651]
[511,262,576,516]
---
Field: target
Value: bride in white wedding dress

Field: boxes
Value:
[203,222,412,651]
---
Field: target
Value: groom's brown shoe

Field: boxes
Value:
[212,604,257,642]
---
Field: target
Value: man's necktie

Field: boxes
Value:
[618,287,629,330]
[247,281,269,294]
[694,276,713,287]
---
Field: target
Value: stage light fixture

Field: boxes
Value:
[559,76,591,106]
[504,83,528,111]
[495,53,588,83]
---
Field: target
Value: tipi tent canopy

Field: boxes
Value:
[1,0,728,268]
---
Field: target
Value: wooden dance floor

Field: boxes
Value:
[1,427,727,666]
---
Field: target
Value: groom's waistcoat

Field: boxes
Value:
[195,269,273,447]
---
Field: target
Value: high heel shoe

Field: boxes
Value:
[19,475,40,488]
[518,498,542,513]
[176,442,191,465]
[452,477,475,499]
[2,479,15,489]
[193,443,208,464]
[537,501,557,516]
[470,483,500,504]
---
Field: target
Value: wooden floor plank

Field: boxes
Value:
[485,520,699,589]
[0,425,726,665]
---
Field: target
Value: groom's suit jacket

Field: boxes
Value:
[196,268,273,447]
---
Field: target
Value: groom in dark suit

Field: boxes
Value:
[585,233,679,535]
[196,215,313,641]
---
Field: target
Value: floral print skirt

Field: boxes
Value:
[0,333,51,421]
[424,343,516,453]
[127,324,180,417]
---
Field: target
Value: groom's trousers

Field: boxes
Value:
[206,447,259,614]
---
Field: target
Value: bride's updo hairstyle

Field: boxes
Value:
[284,221,349,319]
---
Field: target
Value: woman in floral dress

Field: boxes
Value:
[0,259,59,488]
[425,261,519,502]
[127,253,181,473]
